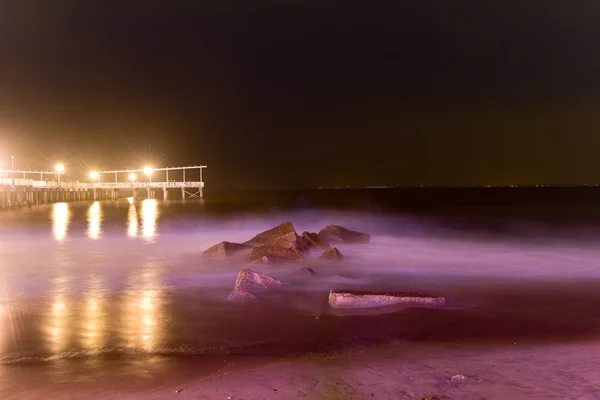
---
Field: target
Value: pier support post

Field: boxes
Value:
[181,187,185,200]
[163,188,168,200]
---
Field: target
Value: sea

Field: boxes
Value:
[1,187,600,396]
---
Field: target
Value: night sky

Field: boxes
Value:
[1,1,599,190]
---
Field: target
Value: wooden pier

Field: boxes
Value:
[0,165,206,207]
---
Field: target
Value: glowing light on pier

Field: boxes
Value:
[129,173,136,181]
[51,203,70,241]
[89,171,98,180]
[55,163,64,173]
[143,166,153,176]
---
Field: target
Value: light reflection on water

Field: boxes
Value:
[81,275,107,351]
[122,261,165,352]
[48,273,72,354]
[51,199,158,242]
[127,199,139,238]
[87,202,102,240]
[51,203,70,241]
[141,199,158,240]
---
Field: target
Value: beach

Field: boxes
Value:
[4,342,600,399]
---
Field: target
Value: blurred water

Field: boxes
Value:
[1,195,600,389]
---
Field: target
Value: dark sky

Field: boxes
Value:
[1,1,599,189]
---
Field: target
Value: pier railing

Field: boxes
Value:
[0,177,88,189]
[1,178,204,190]
[90,181,204,189]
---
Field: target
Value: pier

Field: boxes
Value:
[0,165,206,207]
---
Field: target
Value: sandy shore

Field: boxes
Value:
[4,341,600,400]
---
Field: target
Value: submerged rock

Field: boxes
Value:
[226,287,258,303]
[320,247,343,260]
[328,289,445,309]
[203,241,252,257]
[235,268,284,292]
[293,267,316,276]
[318,225,371,244]
[301,231,331,251]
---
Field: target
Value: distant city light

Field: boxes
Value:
[55,163,65,173]
[89,171,98,179]
[129,173,137,181]
[143,166,153,176]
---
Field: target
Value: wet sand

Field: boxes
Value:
[3,342,600,399]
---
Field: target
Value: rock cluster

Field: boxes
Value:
[206,222,446,310]
[205,221,369,263]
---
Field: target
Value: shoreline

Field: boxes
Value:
[3,341,600,399]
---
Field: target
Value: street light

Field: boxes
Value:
[90,171,100,185]
[55,163,64,187]
[143,166,153,185]
[129,173,136,181]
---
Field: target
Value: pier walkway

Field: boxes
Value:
[0,165,206,207]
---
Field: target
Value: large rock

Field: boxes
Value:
[244,221,298,247]
[226,287,258,303]
[235,268,284,292]
[320,247,343,260]
[318,225,371,244]
[301,231,331,250]
[328,290,445,309]
[248,244,303,262]
[203,241,253,257]
[245,222,310,262]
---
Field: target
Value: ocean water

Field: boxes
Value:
[1,188,600,393]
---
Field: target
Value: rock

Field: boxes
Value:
[328,290,445,309]
[203,241,253,257]
[248,244,303,262]
[422,396,451,400]
[301,231,331,250]
[245,222,311,262]
[320,247,343,260]
[235,268,284,292]
[451,374,467,382]
[244,221,298,247]
[226,287,258,303]
[318,225,371,244]
[293,267,316,276]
